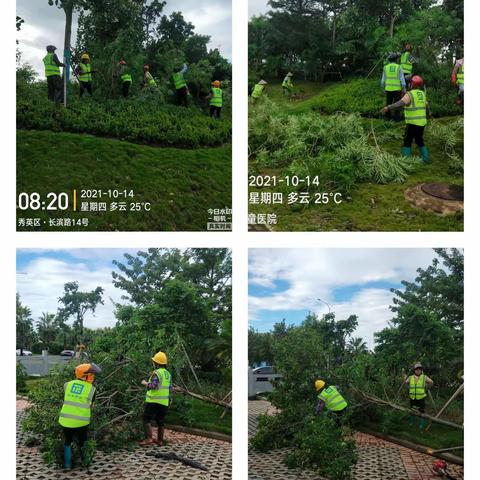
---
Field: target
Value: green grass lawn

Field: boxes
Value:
[358,409,463,455]
[249,82,463,232]
[17,130,231,231]
[167,394,232,435]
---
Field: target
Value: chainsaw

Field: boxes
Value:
[432,459,458,480]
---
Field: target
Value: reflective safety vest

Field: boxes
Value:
[79,63,92,83]
[282,77,293,89]
[400,52,413,75]
[457,64,464,85]
[145,368,171,406]
[58,380,95,428]
[210,87,223,107]
[404,89,427,127]
[145,72,156,87]
[121,72,132,83]
[43,53,61,78]
[252,83,265,99]
[172,72,186,90]
[384,63,402,92]
[409,374,427,400]
[318,385,348,412]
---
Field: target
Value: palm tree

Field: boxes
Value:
[36,312,58,352]
[347,336,368,355]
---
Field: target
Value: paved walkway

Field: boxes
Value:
[17,399,232,480]
[248,400,463,480]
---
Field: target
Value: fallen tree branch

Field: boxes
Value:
[353,388,463,430]
[172,385,232,409]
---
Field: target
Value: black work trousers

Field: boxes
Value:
[80,81,93,97]
[403,124,425,148]
[210,106,222,118]
[47,75,63,103]
[122,81,131,98]
[385,90,403,121]
[176,87,188,107]
[63,426,88,447]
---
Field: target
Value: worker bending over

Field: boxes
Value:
[315,379,348,426]
[404,362,433,430]
[76,53,95,98]
[139,351,172,447]
[143,64,156,89]
[43,45,65,104]
[381,53,406,121]
[381,75,431,163]
[282,72,294,97]
[251,80,268,102]
[172,64,189,107]
[206,80,223,118]
[58,363,101,470]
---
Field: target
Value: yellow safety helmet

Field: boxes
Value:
[315,379,325,391]
[81,53,90,61]
[152,351,168,365]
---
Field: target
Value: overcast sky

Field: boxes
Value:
[249,249,438,348]
[249,0,269,18]
[16,0,232,76]
[16,249,144,330]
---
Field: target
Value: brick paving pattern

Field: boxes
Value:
[17,400,231,480]
[248,401,464,480]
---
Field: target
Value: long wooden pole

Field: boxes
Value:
[434,383,464,419]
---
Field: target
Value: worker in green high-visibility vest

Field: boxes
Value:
[58,363,101,470]
[404,363,433,430]
[143,64,157,90]
[451,55,464,107]
[172,63,189,107]
[42,45,65,104]
[381,52,406,122]
[400,43,416,82]
[251,80,268,102]
[76,53,96,98]
[381,75,432,163]
[118,59,132,98]
[139,351,172,447]
[314,379,348,426]
[206,80,223,118]
[282,72,294,97]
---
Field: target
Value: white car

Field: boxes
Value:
[16,349,32,356]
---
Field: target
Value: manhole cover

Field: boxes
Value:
[404,184,464,216]
[421,183,464,201]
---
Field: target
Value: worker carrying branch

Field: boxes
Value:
[76,53,96,98]
[42,45,65,104]
[143,64,156,89]
[118,60,132,98]
[172,63,189,107]
[139,351,172,447]
[58,363,101,470]
[381,52,406,122]
[381,75,431,163]
[282,72,294,97]
[251,80,268,102]
[400,43,416,82]
[206,80,223,118]
[314,379,348,426]
[451,55,464,107]
[404,362,433,430]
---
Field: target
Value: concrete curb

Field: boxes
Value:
[166,424,232,443]
[357,427,463,466]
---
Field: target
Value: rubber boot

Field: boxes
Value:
[419,146,430,163]
[418,417,426,430]
[401,147,412,158]
[64,445,72,470]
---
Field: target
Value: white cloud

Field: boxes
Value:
[17,257,122,330]
[249,0,269,18]
[249,249,436,346]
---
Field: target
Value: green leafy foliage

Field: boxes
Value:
[250,100,419,195]
[16,362,28,394]
[427,117,464,173]
[17,82,231,148]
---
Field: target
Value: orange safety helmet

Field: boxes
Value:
[119,59,127,65]
[75,363,101,384]
[410,75,424,89]
[212,80,221,88]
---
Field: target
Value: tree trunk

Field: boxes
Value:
[332,14,337,50]
[389,14,395,38]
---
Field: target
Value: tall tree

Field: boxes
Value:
[36,312,58,352]
[57,282,104,344]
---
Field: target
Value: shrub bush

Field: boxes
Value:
[17,361,28,394]
[17,82,231,148]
